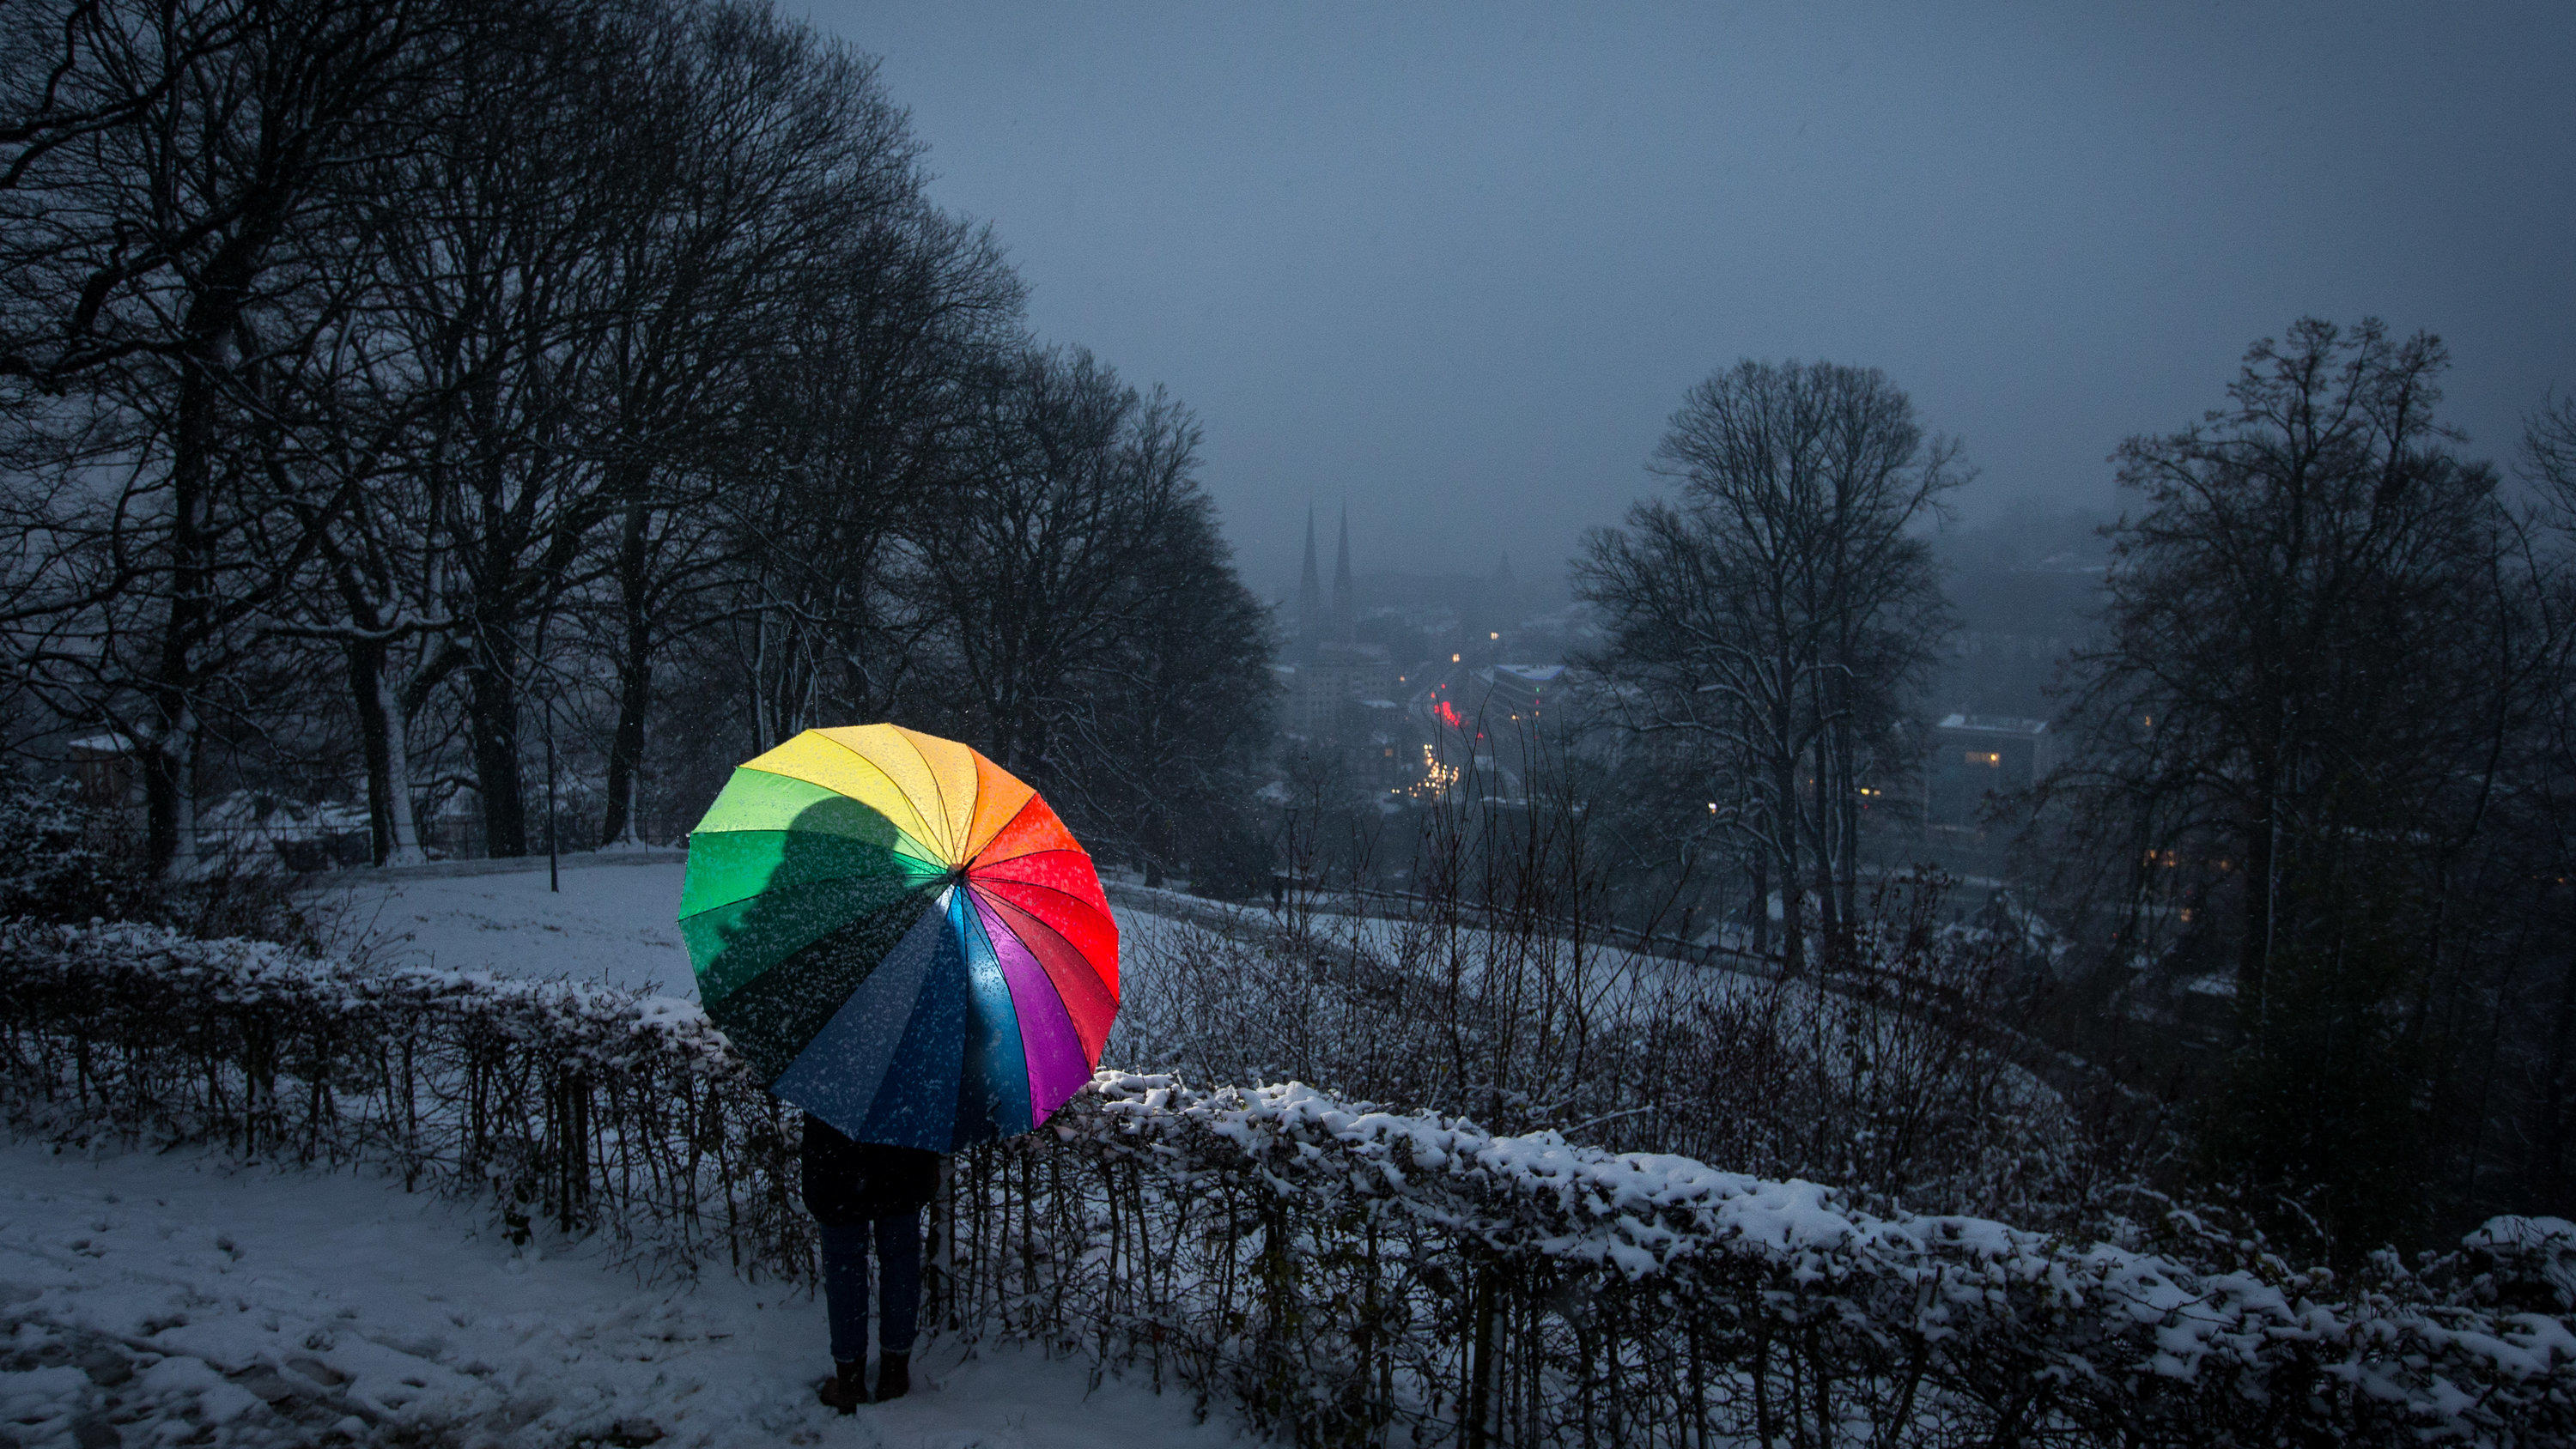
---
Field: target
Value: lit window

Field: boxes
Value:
[1966,751,2000,767]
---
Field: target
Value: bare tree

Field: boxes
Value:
[2041,318,2546,1254]
[907,349,1190,771]
[0,0,484,873]
[2470,392,2576,1220]
[708,207,1019,761]
[580,1,932,846]
[897,347,1273,873]
[1577,359,1961,972]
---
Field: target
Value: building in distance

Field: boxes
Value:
[1928,713,2057,829]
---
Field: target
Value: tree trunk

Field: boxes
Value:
[600,652,648,846]
[1772,751,1806,974]
[2239,773,2281,1051]
[1749,856,1770,956]
[600,505,652,847]
[147,296,233,878]
[346,637,426,866]
[143,715,200,879]
[1807,733,1842,950]
[1833,721,1862,925]
[350,638,393,864]
[467,648,527,858]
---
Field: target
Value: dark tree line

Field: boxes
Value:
[1579,325,2576,1253]
[2042,319,2576,1253]
[0,0,1273,883]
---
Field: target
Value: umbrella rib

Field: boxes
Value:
[808,732,953,860]
[969,875,1116,932]
[969,848,1109,902]
[896,728,974,864]
[968,882,1119,1000]
[963,792,1081,870]
[967,889,1091,1121]
[891,725,981,862]
[958,749,1036,862]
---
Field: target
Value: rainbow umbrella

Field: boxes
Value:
[678,724,1117,1150]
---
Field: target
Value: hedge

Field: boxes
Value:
[3,921,2568,1447]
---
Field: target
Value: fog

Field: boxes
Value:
[809,1,2576,591]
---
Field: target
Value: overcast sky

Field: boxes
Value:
[795,2,2576,597]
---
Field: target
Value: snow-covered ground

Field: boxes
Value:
[0,1137,1248,1449]
[314,860,697,997]
[1,859,1247,1447]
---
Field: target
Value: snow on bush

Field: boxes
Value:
[0,919,808,1281]
[0,769,331,943]
[948,1075,2575,1447]
[0,770,151,924]
[3,920,2569,1446]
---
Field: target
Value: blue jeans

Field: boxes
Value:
[819,1211,922,1364]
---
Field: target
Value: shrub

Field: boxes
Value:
[3,921,2567,1446]
[0,767,151,924]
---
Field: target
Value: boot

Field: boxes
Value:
[873,1350,911,1403]
[817,1359,869,1414]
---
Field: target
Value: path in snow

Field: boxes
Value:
[0,1137,1246,1449]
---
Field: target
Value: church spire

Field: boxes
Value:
[1332,503,1356,646]
[1297,504,1322,650]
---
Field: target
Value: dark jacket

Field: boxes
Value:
[799,1113,941,1224]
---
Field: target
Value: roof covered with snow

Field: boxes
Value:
[1936,712,2050,736]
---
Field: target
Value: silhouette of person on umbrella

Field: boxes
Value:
[803,1113,936,1410]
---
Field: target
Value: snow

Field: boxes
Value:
[0,858,1252,1447]
[13,863,2572,1444]
[0,1137,1250,1449]
[317,864,1205,1009]
[315,862,697,997]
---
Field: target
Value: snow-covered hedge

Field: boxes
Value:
[955,1077,2576,1447]
[3,922,2570,1446]
[0,920,810,1281]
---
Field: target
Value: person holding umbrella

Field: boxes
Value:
[677,724,1121,1416]
[804,1114,936,1410]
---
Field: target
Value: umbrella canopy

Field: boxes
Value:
[679,724,1118,1150]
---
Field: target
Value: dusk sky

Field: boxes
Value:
[798,2,2576,597]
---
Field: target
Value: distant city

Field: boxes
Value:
[1265,503,2108,841]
